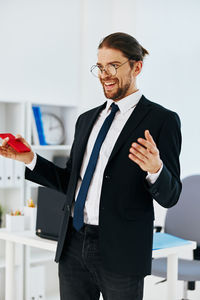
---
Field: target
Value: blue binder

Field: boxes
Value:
[32,106,47,145]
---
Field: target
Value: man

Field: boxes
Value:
[0,32,182,300]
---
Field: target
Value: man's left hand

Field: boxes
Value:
[129,130,162,174]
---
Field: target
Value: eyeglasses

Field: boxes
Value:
[90,59,132,78]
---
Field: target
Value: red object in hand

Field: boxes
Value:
[0,133,30,153]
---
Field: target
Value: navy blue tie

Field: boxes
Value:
[73,103,119,231]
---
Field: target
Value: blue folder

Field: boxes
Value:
[153,232,191,250]
[32,106,47,145]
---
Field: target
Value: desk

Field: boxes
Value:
[0,230,196,300]
[152,234,196,300]
[0,229,57,300]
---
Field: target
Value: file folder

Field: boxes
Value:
[14,161,23,186]
[5,159,14,187]
[0,156,5,187]
[153,232,191,250]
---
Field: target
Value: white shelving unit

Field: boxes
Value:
[0,101,25,300]
[0,99,78,300]
[0,101,26,211]
[26,102,77,299]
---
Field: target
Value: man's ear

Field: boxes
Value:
[134,61,143,76]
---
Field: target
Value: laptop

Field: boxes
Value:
[36,186,66,241]
[36,156,68,241]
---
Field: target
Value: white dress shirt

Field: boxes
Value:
[26,90,162,225]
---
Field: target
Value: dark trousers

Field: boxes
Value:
[58,218,144,300]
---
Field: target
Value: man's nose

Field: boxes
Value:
[100,68,111,79]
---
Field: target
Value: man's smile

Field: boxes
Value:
[103,80,118,91]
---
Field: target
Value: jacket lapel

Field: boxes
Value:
[108,95,152,163]
[75,102,107,169]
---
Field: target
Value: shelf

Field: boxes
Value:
[0,185,24,190]
[0,229,57,251]
[29,102,77,108]
[32,145,71,151]
[31,248,55,264]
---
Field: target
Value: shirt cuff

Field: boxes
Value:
[25,152,37,171]
[146,162,163,185]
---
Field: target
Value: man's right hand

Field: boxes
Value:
[0,134,34,164]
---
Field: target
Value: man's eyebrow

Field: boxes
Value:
[97,60,121,66]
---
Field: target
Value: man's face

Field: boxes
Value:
[97,47,137,101]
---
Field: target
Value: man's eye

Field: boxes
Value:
[111,64,119,68]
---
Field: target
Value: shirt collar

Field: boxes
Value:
[105,90,142,115]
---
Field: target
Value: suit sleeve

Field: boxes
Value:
[147,111,182,208]
[25,154,72,194]
[25,116,80,195]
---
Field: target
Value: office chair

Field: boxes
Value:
[152,175,200,300]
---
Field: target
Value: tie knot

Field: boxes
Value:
[110,102,119,113]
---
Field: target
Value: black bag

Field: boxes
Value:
[36,186,66,241]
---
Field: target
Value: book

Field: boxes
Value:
[32,106,47,145]
[153,232,191,250]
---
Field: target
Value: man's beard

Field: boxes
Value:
[102,77,132,101]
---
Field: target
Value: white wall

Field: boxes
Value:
[134,0,200,179]
[0,0,81,105]
[80,0,200,178]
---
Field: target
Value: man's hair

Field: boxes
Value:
[98,32,149,63]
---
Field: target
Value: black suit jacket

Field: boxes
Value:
[25,95,182,276]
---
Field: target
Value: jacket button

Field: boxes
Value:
[105,175,110,179]
[154,192,159,197]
